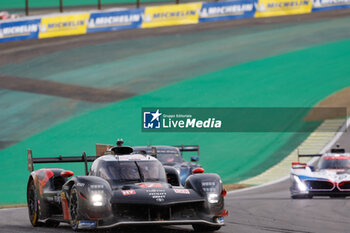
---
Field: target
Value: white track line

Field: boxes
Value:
[0,207,26,211]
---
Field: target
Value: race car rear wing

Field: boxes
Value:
[330,148,346,153]
[297,152,322,162]
[27,149,96,175]
[174,145,200,157]
[297,146,346,161]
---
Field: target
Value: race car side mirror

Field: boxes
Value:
[193,168,204,174]
[61,170,74,178]
[309,165,315,172]
[191,156,199,162]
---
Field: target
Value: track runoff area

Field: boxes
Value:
[1,8,350,233]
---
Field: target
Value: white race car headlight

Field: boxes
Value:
[207,193,219,204]
[293,175,307,192]
[91,194,103,206]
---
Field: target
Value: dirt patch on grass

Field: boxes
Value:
[0,74,134,102]
[315,86,350,109]
[224,183,253,191]
[304,86,350,121]
[0,141,18,150]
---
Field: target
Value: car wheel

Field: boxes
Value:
[27,179,41,227]
[192,224,221,232]
[69,186,80,231]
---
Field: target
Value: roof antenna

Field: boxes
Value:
[117,139,124,147]
[116,138,124,164]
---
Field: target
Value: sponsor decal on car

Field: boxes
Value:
[122,190,136,195]
[146,189,167,202]
[202,181,217,192]
[138,183,163,188]
[174,189,190,194]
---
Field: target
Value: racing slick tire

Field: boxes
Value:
[291,194,312,199]
[27,179,41,227]
[192,224,221,232]
[69,186,80,231]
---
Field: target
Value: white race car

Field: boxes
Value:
[290,147,350,199]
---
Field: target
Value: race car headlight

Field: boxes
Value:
[207,193,219,204]
[293,175,307,192]
[91,194,103,206]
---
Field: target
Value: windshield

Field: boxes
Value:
[318,156,350,170]
[100,160,167,184]
[157,152,183,163]
[133,147,184,164]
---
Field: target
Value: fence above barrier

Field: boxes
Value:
[0,0,348,43]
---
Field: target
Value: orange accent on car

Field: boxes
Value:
[192,168,205,174]
[138,183,163,188]
[221,189,227,197]
[61,192,70,220]
[61,170,74,178]
[218,209,229,217]
[79,192,88,200]
[32,212,37,225]
[37,169,54,196]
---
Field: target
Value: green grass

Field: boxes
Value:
[1,38,350,204]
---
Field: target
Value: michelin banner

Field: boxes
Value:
[0,18,40,43]
[312,0,350,11]
[87,9,144,33]
[199,0,255,22]
[142,3,202,28]
[39,13,90,39]
[255,0,312,17]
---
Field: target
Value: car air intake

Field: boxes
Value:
[305,180,334,190]
[112,202,203,221]
[338,181,350,190]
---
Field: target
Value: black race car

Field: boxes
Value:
[27,142,228,231]
[133,145,202,186]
